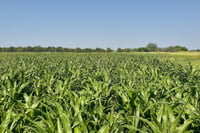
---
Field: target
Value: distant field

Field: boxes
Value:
[126,52,200,69]
[0,52,199,132]
[152,52,200,69]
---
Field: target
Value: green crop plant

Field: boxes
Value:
[0,52,199,132]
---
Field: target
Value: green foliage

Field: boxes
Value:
[146,43,158,52]
[0,45,192,52]
[116,48,122,52]
[106,48,113,52]
[0,53,199,132]
[165,45,188,52]
[137,47,149,52]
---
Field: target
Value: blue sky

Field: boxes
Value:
[0,0,199,50]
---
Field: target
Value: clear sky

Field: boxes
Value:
[0,0,199,50]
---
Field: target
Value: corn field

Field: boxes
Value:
[0,53,200,133]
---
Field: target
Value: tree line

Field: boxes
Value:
[117,43,189,52]
[0,43,198,52]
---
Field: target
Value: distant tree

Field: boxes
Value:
[174,45,188,51]
[83,48,93,52]
[146,43,158,52]
[33,46,43,52]
[116,48,122,52]
[137,47,149,52]
[56,47,64,52]
[16,47,24,52]
[9,47,15,52]
[47,46,55,52]
[26,46,33,52]
[123,48,132,52]
[166,45,188,52]
[106,47,113,52]
[63,48,70,52]
[95,48,105,52]
[75,47,81,52]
